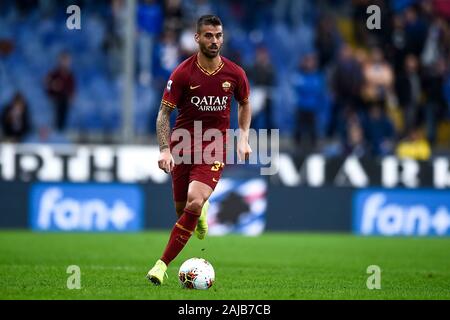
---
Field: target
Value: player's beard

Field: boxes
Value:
[200,42,221,59]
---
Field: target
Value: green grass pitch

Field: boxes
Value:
[0,231,449,299]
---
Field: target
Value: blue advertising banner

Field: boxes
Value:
[353,189,450,236]
[30,183,144,232]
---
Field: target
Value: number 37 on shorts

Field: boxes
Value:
[210,161,224,184]
[211,161,225,172]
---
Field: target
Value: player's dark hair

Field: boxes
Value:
[196,15,222,33]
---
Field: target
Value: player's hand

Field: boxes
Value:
[237,139,252,162]
[158,149,174,173]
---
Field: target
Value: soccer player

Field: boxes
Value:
[147,15,252,285]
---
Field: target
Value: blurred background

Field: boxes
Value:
[0,0,449,236]
[0,0,449,153]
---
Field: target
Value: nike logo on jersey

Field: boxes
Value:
[190,85,201,90]
[212,178,218,183]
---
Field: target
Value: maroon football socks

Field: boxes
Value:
[161,208,200,266]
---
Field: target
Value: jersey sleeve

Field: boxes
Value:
[234,67,250,104]
[161,66,186,109]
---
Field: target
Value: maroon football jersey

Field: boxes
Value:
[161,54,250,155]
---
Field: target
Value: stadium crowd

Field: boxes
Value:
[0,0,449,159]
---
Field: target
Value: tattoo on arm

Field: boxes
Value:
[156,104,174,151]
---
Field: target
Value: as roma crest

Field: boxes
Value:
[222,81,231,92]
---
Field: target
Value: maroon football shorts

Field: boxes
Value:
[171,159,225,202]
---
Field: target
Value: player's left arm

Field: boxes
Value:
[235,66,252,162]
[237,98,252,161]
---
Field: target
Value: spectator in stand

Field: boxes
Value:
[345,120,368,158]
[336,107,367,157]
[332,45,364,109]
[329,44,364,136]
[1,92,31,142]
[163,0,183,33]
[362,47,394,106]
[136,0,163,85]
[292,52,328,151]
[396,54,422,134]
[314,14,342,70]
[421,17,450,69]
[388,14,407,74]
[102,0,126,79]
[44,51,76,132]
[403,5,429,57]
[363,104,395,156]
[179,22,197,60]
[421,56,448,144]
[247,46,276,130]
[396,125,431,161]
[152,28,181,85]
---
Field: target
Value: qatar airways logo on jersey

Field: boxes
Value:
[191,96,228,112]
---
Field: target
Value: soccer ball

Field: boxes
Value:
[178,258,215,290]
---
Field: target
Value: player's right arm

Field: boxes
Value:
[156,104,175,173]
[156,63,187,173]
